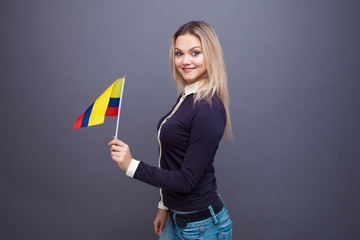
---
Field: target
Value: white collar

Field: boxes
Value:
[184,80,204,96]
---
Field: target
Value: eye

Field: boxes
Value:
[175,52,182,56]
[192,51,201,56]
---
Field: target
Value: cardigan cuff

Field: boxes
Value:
[126,159,140,178]
[158,201,169,210]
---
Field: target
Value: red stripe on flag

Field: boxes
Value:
[74,111,85,129]
[105,107,119,116]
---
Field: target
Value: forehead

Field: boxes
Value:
[174,34,202,50]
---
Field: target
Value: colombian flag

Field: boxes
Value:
[74,77,125,129]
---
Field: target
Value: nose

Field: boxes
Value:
[182,54,191,65]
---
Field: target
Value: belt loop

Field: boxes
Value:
[169,211,175,226]
[172,212,176,226]
[218,194,225,205]
[208,205,218,224]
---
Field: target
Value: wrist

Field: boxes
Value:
[124,158,131,172]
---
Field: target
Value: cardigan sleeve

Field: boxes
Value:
[131,101,226,193]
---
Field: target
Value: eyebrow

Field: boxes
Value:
[175,46,202,51]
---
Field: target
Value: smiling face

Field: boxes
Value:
[174,34,208,85]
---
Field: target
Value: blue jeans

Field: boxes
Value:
[159,198,232,239]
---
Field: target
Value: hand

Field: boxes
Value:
[108,137,133,172]
[154,209,168,237]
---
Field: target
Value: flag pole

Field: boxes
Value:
[115,76,126,139]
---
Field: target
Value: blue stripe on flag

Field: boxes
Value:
[81,103,94,128]
[108,97,120,107]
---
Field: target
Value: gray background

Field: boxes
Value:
[1,0,360,239]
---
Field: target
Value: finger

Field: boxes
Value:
[160,221,166,232]
[155,227,160,237]
[110,145,123,152]
[115,139,127,147]
[108,136,116,145]
[111,153,125,163]
[111,155,121,163]
[111,153,126,163]
[154,221,160,236]
[109,139,127,147]
[110,149,125,157]
[110,151,121,159]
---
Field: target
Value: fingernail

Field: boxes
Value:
[159,231,162,236]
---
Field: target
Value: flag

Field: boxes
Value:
[74,77,124,129]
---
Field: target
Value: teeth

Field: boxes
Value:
[182,67,195,73]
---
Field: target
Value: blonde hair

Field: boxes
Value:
[169,20,233,138]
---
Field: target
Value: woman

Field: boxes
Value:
[109,20,233,239]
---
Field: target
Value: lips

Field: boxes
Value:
[182,68,195,73]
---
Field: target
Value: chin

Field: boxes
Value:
[184,78,194,82]
[184,78,197,84]
[181,75,196,82]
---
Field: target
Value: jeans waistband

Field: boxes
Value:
[169,196,224,228]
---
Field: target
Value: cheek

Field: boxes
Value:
[195,56,205,68]
[174,58,181,68]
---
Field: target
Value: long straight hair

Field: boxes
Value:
[169,21,233,138]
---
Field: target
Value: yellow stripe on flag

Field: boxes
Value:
[111,78,123,98]
[88,81,116,126]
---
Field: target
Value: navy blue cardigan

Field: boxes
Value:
[133,93,226,212]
